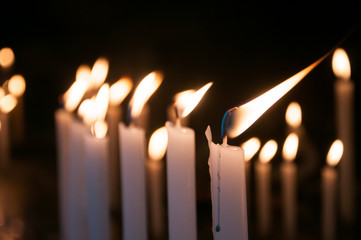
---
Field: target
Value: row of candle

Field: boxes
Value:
[54,46,354,240]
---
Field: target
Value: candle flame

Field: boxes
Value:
[76,64,92,83]
[285,102,302,128]
[148,126,168,161]
[282,133,299,162]
[91,120,108,139]
[0,47,15,68]
[0,94,17,114]
[241,137,261,162]
[109,77,133,106]
[227,57,325,138]
[332,48,351,80]
[259,140,278,163]
[129,71,163,120]
[326,139,343,167]
[175,82,213,118]
[78,98,97,125]
[94,83,110,121]
[8,74,26,97]
[90,58,109,88]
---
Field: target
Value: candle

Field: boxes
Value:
[322,140,343,240]
[119,71,163,240]
[147,126,168,240]
[255,140,277,238]
[167,82,212,240]
[332,48,355,225]
[281,132,299,239]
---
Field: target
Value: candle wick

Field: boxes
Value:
[175,118,181,127]
[221,107,237,143]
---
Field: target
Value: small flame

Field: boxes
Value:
[109,78,133,106]
[175,82,213,118]
[94,83,110,121]
[282,133,299,162]
[332,48,351,80]
[91,120,108,139]
[0,47,15,68]
[129,71,163,120]
[285,102,302,128]
[8,74,26,97]
[148,126,168,161]
[326,139,343,167]
[227,57,325,138]
[0,94,17,113]
[90,58,109,88]
[241,137,261,162]
[259,140,278,164]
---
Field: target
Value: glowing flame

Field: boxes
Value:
[109,78,133,106]
[285,102,302,128]
[148,126,168,161]
[90,58,109,88]
[78,98,97,125]
[326,139,343,167]
[332,48,351,80]
[8,74,26,97]
[259,140,278,164]
[241,137,261,162]
[94,84,110,121]
[282,133,299,162]
[227,57,325,138]
[0,47,15,68]
[76,64,92,83]
[129,71,163,120]
[0,94,17,113]
[91,120,108,139]
[175,82,213,118]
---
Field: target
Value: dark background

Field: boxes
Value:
[1,1,361,239]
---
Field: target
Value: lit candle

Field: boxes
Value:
[167,82,212,240]
[147,126,168,240]
[119,71,163,240]
[332,48,355,225]
[281,132,299,239]
[322,140,343,240]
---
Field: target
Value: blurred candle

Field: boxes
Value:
[167,82,212,240]
[332,48,355,225]
[281,133,299,239]
[0,47,15,69]
[322,140,343,240]
[255,140,277,238]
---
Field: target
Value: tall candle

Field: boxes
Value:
[322,140,343,240]
[332,48,355,225]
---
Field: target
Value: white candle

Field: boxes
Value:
[332,48,355,225]
[281,133,299,239]
[322,140,343,240]
[255,140,277,238]
[206,126,248,240]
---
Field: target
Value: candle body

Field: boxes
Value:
[166,121,197,240]
[280,162,297,239]
[205,126,248,240]
[255,161,271,238]
[0,112,9,167]
[119,123,147,240]
[321,166,337,240]
[84,133,110,240]
[334,80,355,225]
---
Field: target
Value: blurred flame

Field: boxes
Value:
[285,102,302,128]
[0,47,15,68]
[94,83,109,121]
[148,126,168,161]
[90,58,109,88]
[241,137,261,162]
[8,74,26,97]
[76,64,92,83]
[78,98,97,125]
[175,82,213,118]
[91,120,108,139]
[332,48,351,80]
[326,139,343,167]
[282,133,299,162]
[0,94,17,113]
[129,71,163,120]
[109,78,133,106]
[227,57,324,138]
[259,140,278,163]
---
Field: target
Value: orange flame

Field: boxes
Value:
[282,133,299,162]
[0,94,17,114]
[148,126,168,161]
[285,102,302,128]
[0,47,15,68]
[332,48,351,80]
[91,120,108,139]
[8,74,26,97]
[326,139,343,167]
[259,140,278,163]
[109,78,133,106]
[241,137,261,162]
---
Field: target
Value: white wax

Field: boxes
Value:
[254,161,271,238]
[280,162,297,239]
[334,80,355,225]
[205,126,248,240]
[0,112,9,167]
[321,166,337,240]
[166,121,197,240]
[84,133,110,240]
[119,123,147,240]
